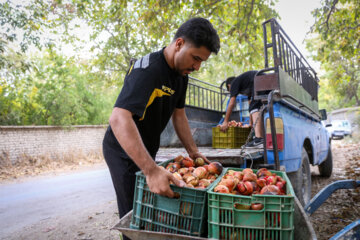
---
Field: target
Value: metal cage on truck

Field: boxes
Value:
[254,18,320,119]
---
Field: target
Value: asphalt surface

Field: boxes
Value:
[0,147,243,239]
[0,168,114,238]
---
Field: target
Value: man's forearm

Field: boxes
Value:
[109,108,157,175]
[224,97,236,123]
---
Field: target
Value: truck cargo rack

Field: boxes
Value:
[254,18,320,117]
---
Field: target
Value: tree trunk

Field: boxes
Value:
[354,93,360,106]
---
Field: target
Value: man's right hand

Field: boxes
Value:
[145,166,185,198]
[220,121,229,132]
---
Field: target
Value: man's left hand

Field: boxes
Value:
[219,122,229,132]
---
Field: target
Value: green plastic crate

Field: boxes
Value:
[207,168,295,240]
[212,127,251,149]
[130,159,219,237]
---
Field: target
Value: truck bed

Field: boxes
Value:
[156,147,263,167]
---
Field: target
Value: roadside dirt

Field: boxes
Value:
[310,139,360,240]
[1,140,359,240]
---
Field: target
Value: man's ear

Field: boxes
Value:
[175,38,185,51]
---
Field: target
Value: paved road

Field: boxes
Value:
[0,168,114,238]
[0,147,242,239]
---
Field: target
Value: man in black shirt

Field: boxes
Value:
[102,18,220,228]
[219,71,264,148]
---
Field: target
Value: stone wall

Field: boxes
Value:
[0,107,221,164]
[0,125,108,163]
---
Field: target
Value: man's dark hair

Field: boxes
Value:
[225,76,235,91]
[174,17,220,54]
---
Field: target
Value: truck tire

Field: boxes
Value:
[318,147,333,177]
[288,148,312,206]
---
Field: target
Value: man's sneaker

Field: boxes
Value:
[244,137,264,148]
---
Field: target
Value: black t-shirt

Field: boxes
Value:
[103,49,188,159]
[230,70,259,99]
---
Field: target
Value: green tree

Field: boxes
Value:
[1,0,280,125]
[0,49,117,125]
[52,0,278,84]
[307,0,360,110]
[0,0,54,69]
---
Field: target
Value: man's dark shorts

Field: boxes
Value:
[249,99,263,114]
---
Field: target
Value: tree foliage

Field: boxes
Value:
[0,49,116,125]
[1,0,279,125]
[307,0,360,110]
[54,0,278,84]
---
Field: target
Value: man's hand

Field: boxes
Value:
[220,121,229,132]
[189,152,210,164]
[145,166,185,198]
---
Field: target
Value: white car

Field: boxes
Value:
[326,120,352,139]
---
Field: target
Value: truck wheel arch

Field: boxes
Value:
[303,138,314,165]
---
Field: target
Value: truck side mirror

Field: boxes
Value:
[325,123,332,127]
[319,109,327,120]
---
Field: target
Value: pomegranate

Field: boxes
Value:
[250,181,260,192]
[276,176,286,185]
[237,181,253,195]
[198,179,211,188]
[203,165,209,172]
[172,172,182,181]
[214,185,230,193]
[233,171,243,180]
[228,120,237,127]
[188,177,199,186]
[251,203,264,210]
[166,163,180,173]
[256,178,266,188]
[182,173,195,183]
[178,167,189,176]
[242,168,254,175]
[207,174,217,181]
[219,178,236,191]
[208,162,223,175]
[181,157,194,168]
[174,155,184,163]
[256,168,272,178]
[195,157,205,167]
[243,172,257,182]
[265,176,277,185]
[234,203,251,210]
[224,175,239,186]
[275,181,285,190]
[193,167,207,179]
[260,185,280,195]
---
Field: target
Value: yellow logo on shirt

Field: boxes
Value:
[162,85,175,95]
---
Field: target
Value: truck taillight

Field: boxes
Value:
[266,118,284,150]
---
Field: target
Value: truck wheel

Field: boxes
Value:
[288,148,312,206]
[318,147,333,177]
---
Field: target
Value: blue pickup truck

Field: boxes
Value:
[251,18,332,205]
[160,18,332,206]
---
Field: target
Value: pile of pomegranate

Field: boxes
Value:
[162,155,223,189]
[217,120,250,128]
[214,168,287,196]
